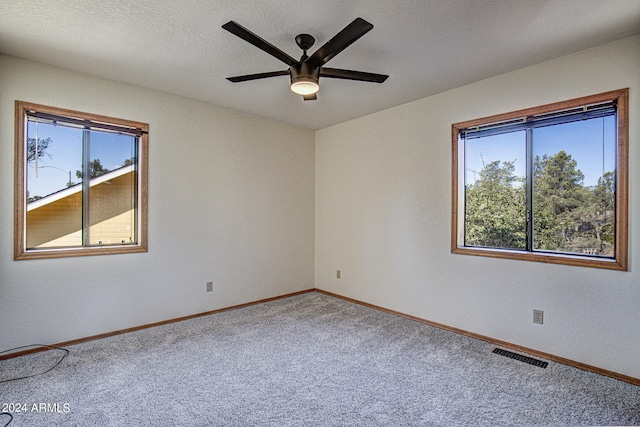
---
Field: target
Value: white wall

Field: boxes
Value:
[0,55,315,350]
[315,35,640,379]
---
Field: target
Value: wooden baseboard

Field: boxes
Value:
[315,289,640,387]
[0,289,315,361]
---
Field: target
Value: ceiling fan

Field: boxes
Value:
[222,17,389,101]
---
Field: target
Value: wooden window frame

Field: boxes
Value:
[451,89,628,271]
[14,101,148,260]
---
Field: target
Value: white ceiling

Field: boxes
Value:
[1,0,639,130]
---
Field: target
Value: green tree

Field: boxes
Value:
[465,160,526,249]
[26,137,54,201]
[26,191,43,203]
[26,137,52,163]
[76,158,110,179]
[574,171,615,255]
[533,150,591,253]
[466,151,616,257]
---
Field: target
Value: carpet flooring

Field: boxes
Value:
[1,291,639,426]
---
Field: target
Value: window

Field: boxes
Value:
[451,89,628,270]
[14,101,148,260]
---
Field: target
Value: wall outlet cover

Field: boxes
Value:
[533,309,544,324]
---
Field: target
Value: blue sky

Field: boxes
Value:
[27,121,136,197]
[465,115,616,187]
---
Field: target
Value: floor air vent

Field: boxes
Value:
[492,348,548,368]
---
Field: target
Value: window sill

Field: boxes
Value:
[452,246,626,271]
[15,244,148,261]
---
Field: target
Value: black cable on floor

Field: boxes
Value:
[0,412,13,427]
[0,344,69,383]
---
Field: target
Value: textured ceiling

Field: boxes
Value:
[1,0,639,130]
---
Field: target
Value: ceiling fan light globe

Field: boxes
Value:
[291,78,319,95]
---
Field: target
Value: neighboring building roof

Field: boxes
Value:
[27,165,135,211]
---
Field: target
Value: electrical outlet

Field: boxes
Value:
[336,270,341,279]
[533,309,544,324]
[206,281,213,292]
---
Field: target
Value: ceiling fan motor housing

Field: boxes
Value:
[291,62,319,84]
[289,62,320,95]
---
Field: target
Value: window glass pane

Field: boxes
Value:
[532,115,616,257]
[26,121,83,249]
[87,131,138,246]
[464,131,527,250]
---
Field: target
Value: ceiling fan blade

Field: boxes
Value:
[303,93,317,101]
[306,17,374,67]
[222,21,297,66]
[320,67,388,83]
[227,70,290,83]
